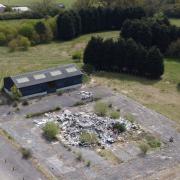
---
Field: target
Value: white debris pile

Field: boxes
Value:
[78,91,93,100]
[35,109,139,146]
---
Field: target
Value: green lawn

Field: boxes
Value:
[0,0,75,8]
[0,30,179,125]
[0,31,119,86]
[170,18,180,27]
[94,59,180,124]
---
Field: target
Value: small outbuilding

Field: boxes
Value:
[4,64,83,99]
[0,4,6,13]
[12,6,31,13]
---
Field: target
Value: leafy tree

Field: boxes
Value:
[42,122,59,141]
[145,46,164,79]
[57,12,76,40]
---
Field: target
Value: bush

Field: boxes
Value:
[94,102,108,117]
[35,21,53,43]
[18,24,36,42]
[22,100,29,106]
[124,113,135,123]
[82,64,94,75]
[80,132,99,146]
[76,152,83,161]
[112,123,126,133]
[8,36,31,52]
[167,39,180,58]
[139,142,150,155]
[42,122,59,141]
[145,135,161,148]
[20,147,32,159]
[177,83,180,92]
[8,39,18,52]
[110,111,120,119]
[0,32,7,45]
[72,51,82,61]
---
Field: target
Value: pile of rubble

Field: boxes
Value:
[34,110,140,146]
[78,91,93,100]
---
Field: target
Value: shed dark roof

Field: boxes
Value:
[9,64,83,88]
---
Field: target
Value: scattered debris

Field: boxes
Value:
[78,91,93,100]
[34,109,140,147]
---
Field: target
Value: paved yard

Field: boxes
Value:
[0,135,45,180]
[0,86,179,179]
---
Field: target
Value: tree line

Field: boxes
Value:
[83,37,164,79]
[57,7,145,40]
[121,16,180,53]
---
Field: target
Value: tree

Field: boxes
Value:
[145,46,164,79]
[57,12,76,40]
[121,19,152,47]
[42,122,59,141]
[35,21,53,43]
[83,36,104,70]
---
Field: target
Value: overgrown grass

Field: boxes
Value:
[26,106,60,118]
[170,18,180,27]
[0,31,119,87]
[0,0,74,8]
[97,149,122,164]
[79,132,99,146]
[94,58,180,124]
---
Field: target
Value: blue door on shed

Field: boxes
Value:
[47,81,57,93]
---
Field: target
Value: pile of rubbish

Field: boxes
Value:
[78,91,93,100]
[34,110,139,146]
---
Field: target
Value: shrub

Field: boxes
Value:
[110,110,120,119]
[80,132,99,146]
[82,64,94,75]
[0,32,6,45]
[112,123,126,133]
[22,100,29,106]
[94,102,108,117]
[177,83,180,92]
[124,113,135,123]
[145,135,161,148]
[18,24,35,40]
[8,39,18,52]
[42,122,59,141]
[76,152,83,161]
[20,148,32,159]
[18,36,31,50]
[35,21,53,43]
[167,39,180,58]
[72,51,82,61]
[139,142,150,155]
[86,160,91,167]
[8,36,31,52]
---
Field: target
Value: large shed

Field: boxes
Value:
[0,4,6,13]
[4,64,83,99]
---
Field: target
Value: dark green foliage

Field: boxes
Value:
[112,123,126,133]
[42,122,59,141]
[145,47,164,79]
[57,12,76,40]
[121,17,180,53]
[83,37,164,79]
[167,39,180,58]
[20,148,32,159]
[57,7,145,40]
[35,21,53,43]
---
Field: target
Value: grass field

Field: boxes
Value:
[0,30,179,125]
[0,0,75,8]
[170,18,180,27]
